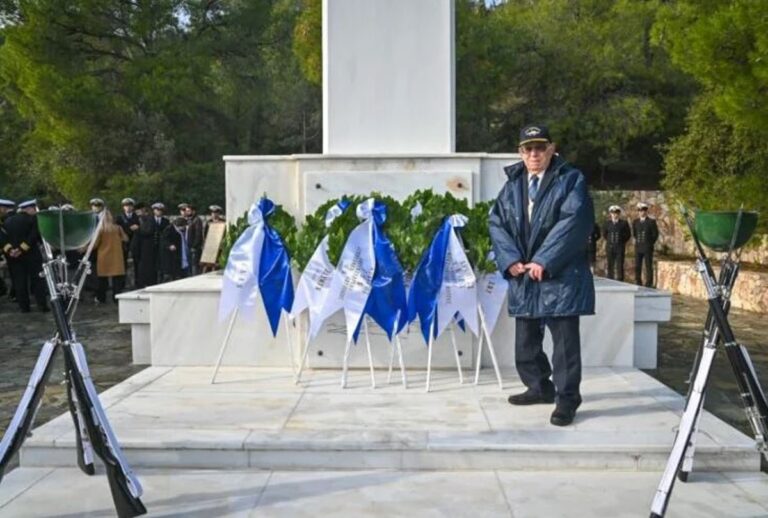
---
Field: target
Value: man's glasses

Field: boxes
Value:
[520,143,549,154]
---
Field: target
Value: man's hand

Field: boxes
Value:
[524,262,545,282]
[507,262,526,277]
[9,248,21,259]
[169,245,176,251]
[130,224,139,231]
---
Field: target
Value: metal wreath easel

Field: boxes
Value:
[0,209,146,518]
[649,208,768,518]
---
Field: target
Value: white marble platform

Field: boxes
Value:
[117,274,670,370]
[19,366,759,473]
[2,466,767,517]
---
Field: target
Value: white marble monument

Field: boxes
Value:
[323,0,455,154]
[118,0,671,370]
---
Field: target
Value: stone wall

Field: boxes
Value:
[592,190,768,266]
[656,260,768,313]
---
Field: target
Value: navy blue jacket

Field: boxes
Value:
[489,155,595,318]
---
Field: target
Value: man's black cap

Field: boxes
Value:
[519,124,552,146]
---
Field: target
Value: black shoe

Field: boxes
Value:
[508,388,555,406]
[550,404,578,426]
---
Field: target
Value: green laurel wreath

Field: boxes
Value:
[219,190,497,275]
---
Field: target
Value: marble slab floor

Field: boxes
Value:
[1,467,767,517]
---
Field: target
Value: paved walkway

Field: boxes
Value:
[2,467,767,517]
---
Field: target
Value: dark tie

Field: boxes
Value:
[529,175,539,203]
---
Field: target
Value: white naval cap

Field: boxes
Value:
[89,197,105,206]
[121,197,135,205]
[637,202,649,210]
[151,202,165,210]
[608,205,622,213]
[18,199,37,209]
[0,198,15,208]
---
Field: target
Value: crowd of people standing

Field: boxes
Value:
[0,197,226,313]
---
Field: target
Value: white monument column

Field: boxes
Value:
[323,0,455,154]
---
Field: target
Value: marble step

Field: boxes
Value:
[18,366,762,472]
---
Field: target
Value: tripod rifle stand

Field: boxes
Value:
[0,209,146,517]
[650,208,768,518]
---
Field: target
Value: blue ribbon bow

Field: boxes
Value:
[362,201,408,342]
[407,216,453,344]
[257,197,295,337]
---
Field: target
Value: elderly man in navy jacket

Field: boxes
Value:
[489,124,595,426]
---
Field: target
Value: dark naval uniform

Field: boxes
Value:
[2,211,48,312]
[602,218,631,281]
[633,216,659,287]
[136,215,169,287]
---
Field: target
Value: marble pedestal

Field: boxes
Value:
[117,274,669,369]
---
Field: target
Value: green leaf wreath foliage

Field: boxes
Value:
[464,201,496,274]
[220,191,498,276]
[291,197,353,270]
[218,212,249,270]
[401,189,472,273]
[217,202,298,270]
[324,194,368,266]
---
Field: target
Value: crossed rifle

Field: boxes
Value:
[650,208,768,517]
[0,210,146,518]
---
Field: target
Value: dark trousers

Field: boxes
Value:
[9,258,47,311]
[515,316,582,407]
[96,275,126,303]
[635,250,654,287]
[606,247,625,281]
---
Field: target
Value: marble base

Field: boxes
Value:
[20,366,760,473]
[118,274,670,369]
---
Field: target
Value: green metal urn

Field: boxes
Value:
[37,210,98,250]
[694,211,758,252]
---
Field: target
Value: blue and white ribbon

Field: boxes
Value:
[435,215,478,338]
[258,198,295,337]
[218,203,265,323]
[291,200,350,339]
[408,214,478,343]
[317,199,377,343]
[477,268,508,337]
[365,200,408,341]
[218,198,294,337]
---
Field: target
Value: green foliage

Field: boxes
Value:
[454,0,695,179]
[464,201,496,274]
[653,0,768,133]
[661,96,768,234]
[400,190,471,273]
[218,212,249,270]
[293,0,322,86]
[288,190,496,276]
[290,198,338,270]
[0,0,320,204]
